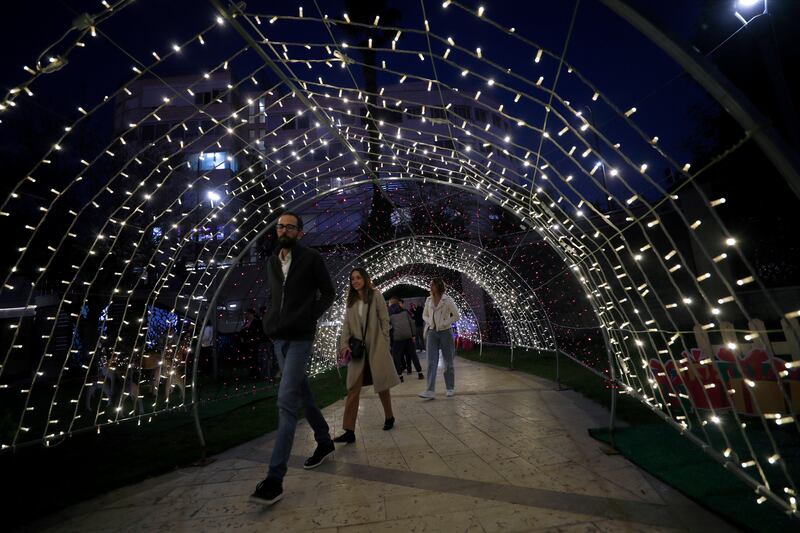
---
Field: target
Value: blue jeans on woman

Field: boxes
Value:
[425,329,455,392]
[268,339,332,482]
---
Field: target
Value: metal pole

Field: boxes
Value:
[533,290,561,390]
[191,400,206,448]
[190,258,253,451]
[600,326,618,449]
[191,305,207,451]
[556,344,561,389]
[210,305,219,380]
[599,0,800,201]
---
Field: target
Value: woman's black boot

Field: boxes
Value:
[333,430,356,443]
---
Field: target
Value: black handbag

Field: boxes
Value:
[348,298,371,360]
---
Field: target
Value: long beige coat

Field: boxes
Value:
[339,292,401,393]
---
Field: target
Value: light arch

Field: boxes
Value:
[0,0,796,517]
[312,235,558,366]
[376,274,481,345]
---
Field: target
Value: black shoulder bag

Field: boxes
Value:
[348,298,371,360]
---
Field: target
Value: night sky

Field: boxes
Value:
[1,0,797,314]
[0,0,735,183]
[5,0,797,214]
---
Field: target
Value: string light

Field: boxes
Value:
[0,2,796,519]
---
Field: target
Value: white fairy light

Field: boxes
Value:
[1,6,795,519]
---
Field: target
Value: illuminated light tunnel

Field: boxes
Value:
[0,0,798,519]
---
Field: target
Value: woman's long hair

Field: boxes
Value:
[431,278,446,297]
[347,268,374,307]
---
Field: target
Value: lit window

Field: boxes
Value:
[188,151,237,171]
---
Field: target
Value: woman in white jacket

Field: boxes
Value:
[418,278,460,399]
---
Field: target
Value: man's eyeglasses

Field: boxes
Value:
[276,223,299,231]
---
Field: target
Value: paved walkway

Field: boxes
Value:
[35,355,737,532]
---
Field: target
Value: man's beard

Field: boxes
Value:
[278,235,297,249]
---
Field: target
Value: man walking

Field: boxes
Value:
[389,299,423,380]
[251,211,336,506]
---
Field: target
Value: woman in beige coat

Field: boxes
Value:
[335,268,400,443]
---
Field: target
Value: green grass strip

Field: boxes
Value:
[0,368,347,529]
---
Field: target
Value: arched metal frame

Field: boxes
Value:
[312,236,557,368]
[328,236,556,347]
[189,177,611,448]
[376,274,482,345]
[0,0,795,517]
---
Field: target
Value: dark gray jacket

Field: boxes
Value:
[262,243,335,341]
[389,305,416,342]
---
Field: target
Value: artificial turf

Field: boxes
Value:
[1,368,347,530]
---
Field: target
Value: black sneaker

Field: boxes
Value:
[250,477,283,506]
[418,372,424,380]
[333,430,356,444]
[304,440,335,469]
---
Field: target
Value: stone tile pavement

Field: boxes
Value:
[31,355,739,532]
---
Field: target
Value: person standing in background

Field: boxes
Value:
[390,299,423,380]
[418,278,460,399]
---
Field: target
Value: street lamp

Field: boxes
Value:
[734,0,767,26]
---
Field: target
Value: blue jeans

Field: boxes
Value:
[426,329,455,392]
[268,339,332,481]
